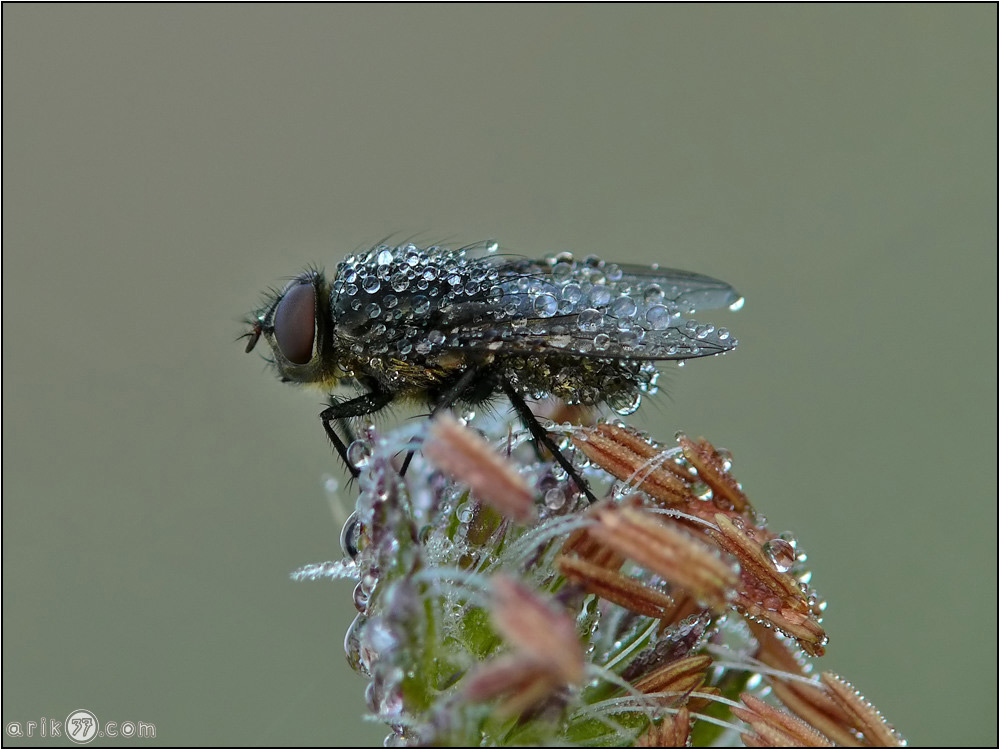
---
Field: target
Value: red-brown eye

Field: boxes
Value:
[273,282,316,364]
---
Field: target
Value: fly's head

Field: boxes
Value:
[244,269,340,386]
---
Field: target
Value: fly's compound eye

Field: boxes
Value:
[272,281,316,365]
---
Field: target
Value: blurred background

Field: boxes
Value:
[3,5,995,746]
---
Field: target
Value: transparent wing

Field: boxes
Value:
[611,263,744,313]
[429,255,740,361]
[330,245,742,362]
[441,315,737,362]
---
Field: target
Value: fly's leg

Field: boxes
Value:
[399,365,484,476]
[320,387,393,478]
[500,379,598,505]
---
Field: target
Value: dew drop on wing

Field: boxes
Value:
[609,296,637,319]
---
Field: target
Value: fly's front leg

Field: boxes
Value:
[320,386,393,477]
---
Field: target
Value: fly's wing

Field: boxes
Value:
[611,262,744,313]
[328,245,741,362]
[431,255,741,362]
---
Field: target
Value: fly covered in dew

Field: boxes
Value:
[243,241,742,502]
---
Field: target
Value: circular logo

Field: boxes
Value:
[65,709,99,744]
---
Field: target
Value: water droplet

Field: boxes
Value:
[577,308,603,332]
[551,261,574,282]
[363,276,381,294]
[410,296,429,315]
[340,511,362,558]
[344,615,368,674]
[378,670,405,719]
[644,284,664,303]
[561,283,583,303]
[376,248,394,265]
[391,273,409,293]
[610,296,637,319]
[763,538,796,573]
[691,481,713,500]
[347,440,372,468]
[359,618,398,674]
[645,305,671,330]
[729,296,746,312]
[544,488,566,510]
[364,679,382,714]
[589,286,612,307]
[612,392,642,416]
[353,581,370,613]
[533,293,558,317]
[456,502,474,523]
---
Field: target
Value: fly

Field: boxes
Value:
[243,241,742,503]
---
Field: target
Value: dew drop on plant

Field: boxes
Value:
[364,679,382,714]
[691,481,713,501]
[378,669,406,719]
[763,538,796,573]
[544,487,566,510]
[343,615,367,675]
[347,439,372,468]
[340,511,361,559]
[353,581,370,613]
[779,531,807,564]
[612,392,642,416]
[360,618,398,672]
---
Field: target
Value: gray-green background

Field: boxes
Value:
[3,5,995,747]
